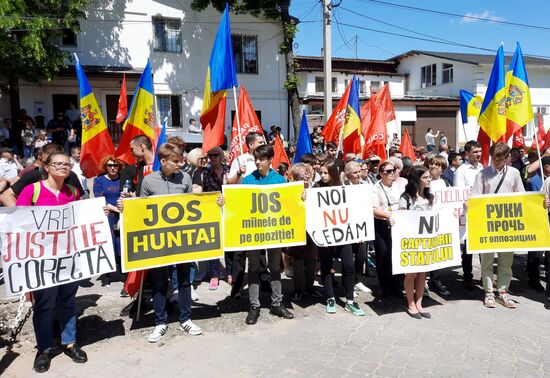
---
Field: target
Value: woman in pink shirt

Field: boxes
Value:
[16,152,87,373]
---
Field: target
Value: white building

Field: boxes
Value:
[394,50,550,147]
[8,1,288,146]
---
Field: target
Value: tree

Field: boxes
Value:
[0,0,88,120]
[191,0,302,139]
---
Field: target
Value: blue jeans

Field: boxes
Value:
[151,263,192,325]
[427,144,435,152]
[209,259,221,278]
[32,282,79,352]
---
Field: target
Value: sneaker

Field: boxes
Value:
[270,305,294,319]
[354,282,372,293]
[180,320,203,335]
[429,280,451,296]
[191,287,199,302]
[120,289,129,298]
[283,268,293,278]
[209,277,219,291]
[345,302,365,316]
[326,298,336,314]
[496,291,516,309]
[353,291,358,299]
[33,351,51,373]
[245,306,261,325]
[148,325,167,343]
[484,292,496,308]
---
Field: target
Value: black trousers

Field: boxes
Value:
[527,251,543,283]
[374,219,401,294]
[319,245,355,300]
[231,251,269,292]
[461,243,473,281]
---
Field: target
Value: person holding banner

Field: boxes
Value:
[138,142,203,341]
[372,160,404,298]
[399,166,433,319]
[471,142,524,309]
[343,161,372,295]
[16,152,87,372]
[239,144,294,323]
[540,156,550,309]
[315,160,365,315]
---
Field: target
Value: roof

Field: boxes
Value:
[295,55,401,76]
[390,50,550,66]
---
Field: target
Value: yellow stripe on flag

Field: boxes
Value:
[125,87,155,139]
[80,93,108,144]
[478,86,508,142]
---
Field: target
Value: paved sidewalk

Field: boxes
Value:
[1,255,550,377]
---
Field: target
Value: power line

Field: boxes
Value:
[358,0,550,32]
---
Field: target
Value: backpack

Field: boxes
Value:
[31,181,79,205]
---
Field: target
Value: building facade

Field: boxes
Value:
[5,1,288,145]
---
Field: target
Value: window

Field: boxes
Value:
[421,64,437,88]
[344,79,350,88]
[332,78,337,93]
[370,81,381,94]
[315,77,324,93]
[442,63,453,84]
[310,104,324,113]
[359,80,367,95]
[232,34,258,74]
[51,29,77,48]
[157,95,181,127]
[153,17,182,53]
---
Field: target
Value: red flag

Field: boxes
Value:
[362,98,388,160]
[512,128,526,148]
[321,84,351,143]
[228,86,264,164]
[200,91,227,155]
[116,74,128,124]
[376,83,396,122]
[530,114,546,152]
[399,128,416,162]
[272,134,290,169]
[477,127,492,167]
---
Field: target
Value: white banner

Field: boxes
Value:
[0,197,116,297]
[391,207,461,274]
[306,185,375,246]
[432,185,470,241]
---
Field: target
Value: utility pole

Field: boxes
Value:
[323,0,332,123]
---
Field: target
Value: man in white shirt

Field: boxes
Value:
[472,142,524,309]
[0,147,23,185]
[454,140,484,290]
[188,118,202,133]
[425,128,439,152]
[70,146,88,196]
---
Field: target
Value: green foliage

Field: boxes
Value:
[0,0,88,82]
[191,0,283,20]
[283,74,300,90]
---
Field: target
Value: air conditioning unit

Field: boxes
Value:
[539,106,548,115]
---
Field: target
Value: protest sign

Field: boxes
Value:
[432,185,470,241]
[391,207,461,274]
[466,192,550,254]
[121,192,222,272]
[306,185,375,246]
[222,182,306,251]
[0,197,115,297]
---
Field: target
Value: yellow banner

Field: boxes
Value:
[121,192,223,272]
[223,182,306,251]
[467,192,550,253]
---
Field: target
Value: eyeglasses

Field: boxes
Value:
[106,163,119,168]
[49,162,72,169]
[382,169,396,174]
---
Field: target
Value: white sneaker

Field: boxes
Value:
[354,282,372,293]
[353,291,359,298]
[180,320,203,336]
[148,324,167,343]
[191,288,199,302]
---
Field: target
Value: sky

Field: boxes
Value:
[289,0,550,60]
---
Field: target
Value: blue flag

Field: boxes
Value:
[153,117,168,171]
[294,110,313,163]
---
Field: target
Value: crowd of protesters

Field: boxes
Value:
[2,115,550,373]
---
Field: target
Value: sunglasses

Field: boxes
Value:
[106,163,119,168]
[382,169,396,174]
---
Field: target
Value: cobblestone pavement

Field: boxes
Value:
[1,255,550,377]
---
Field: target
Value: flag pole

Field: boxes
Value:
[232,86,244,156]
[136,273,144,322]
[532,118,545,181]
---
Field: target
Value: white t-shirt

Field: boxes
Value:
[373,181,403,217]
[454,161,484,188]
[425,132,436,146]
[0,158,18,181]
[229,153,257,183]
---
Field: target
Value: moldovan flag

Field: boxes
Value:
[531,114,546,152]
[399,128,416,162]
[272,134,290,169]
[228,86,263,164]
[294,110,313,163]
[116,59,156,164]
[73,53,115,178]
[200,3,238,154]
[478,46,507,142]
[505,43,534,141]
[459,90,483,124]
[153,117,168,171]
[116,73,128,124]
[322,82,351,143]
[342,76,362,155]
